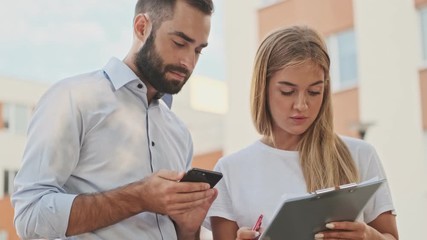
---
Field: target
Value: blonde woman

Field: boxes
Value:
[206,26,398,240]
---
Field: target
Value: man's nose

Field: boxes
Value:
[179,51,196,71]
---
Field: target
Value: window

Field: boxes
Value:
[420,7,427,63]
[0,230,8,240]
[2,169,17,196]
[327,29,359,91]
[259,0,281,7]
[1,103,9,129]
[14,104,31,134]
[1,103,32,135]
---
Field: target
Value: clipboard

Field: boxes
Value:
[259,178,385,240]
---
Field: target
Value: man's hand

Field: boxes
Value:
[136,170,216,216]
[171,188,217,240]
[66,170,216,237]
[138,169,218,240]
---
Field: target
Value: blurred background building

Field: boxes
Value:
[0,77,48,240]
[1,0,427,239]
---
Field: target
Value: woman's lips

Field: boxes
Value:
[290,116,308,124]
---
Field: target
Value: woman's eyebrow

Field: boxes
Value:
[309,80,324,86]
[277,80,324,87]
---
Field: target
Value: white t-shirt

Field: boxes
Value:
[205,136,395,230]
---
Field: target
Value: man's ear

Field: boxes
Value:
[134,13,152,42]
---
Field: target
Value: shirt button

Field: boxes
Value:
[137,83,143,89]
[151,141,155,147]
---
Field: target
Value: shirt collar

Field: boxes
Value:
[103,57,140,91]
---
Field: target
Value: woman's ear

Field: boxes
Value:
[133,13,152,43]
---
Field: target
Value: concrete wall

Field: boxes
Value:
[420,69,427,130]
[222,0,260,155]
[353,0,427,238]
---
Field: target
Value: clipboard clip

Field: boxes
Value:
[339,182,358,189]
[313,187,335,195]
[311,182,358,198]
[312,187,335,198]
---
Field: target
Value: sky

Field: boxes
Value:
[0,0,226,84]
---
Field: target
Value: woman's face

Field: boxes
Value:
[268,61,325,145]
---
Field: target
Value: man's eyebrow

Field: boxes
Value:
[169,31,208,48]
[278,80,324,87]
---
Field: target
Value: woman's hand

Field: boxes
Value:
[314,221,396,240]
[236,226,262,240]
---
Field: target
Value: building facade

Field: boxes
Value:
[0,77,48,240]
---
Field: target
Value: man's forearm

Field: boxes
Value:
[66,182,144,236]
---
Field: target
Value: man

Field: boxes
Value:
[12,0,216,239]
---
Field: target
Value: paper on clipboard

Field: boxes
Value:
[259,178,385,240]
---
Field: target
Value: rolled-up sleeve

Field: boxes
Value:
[12,82,82,239]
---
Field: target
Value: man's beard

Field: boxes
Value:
[135,33,191,94]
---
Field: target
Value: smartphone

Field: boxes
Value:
[180,168,223,188]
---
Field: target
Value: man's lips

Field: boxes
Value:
[168,70,187,81]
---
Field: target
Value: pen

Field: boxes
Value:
[252,214,263,231]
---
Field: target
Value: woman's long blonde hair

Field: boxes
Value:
[250,26,359,192]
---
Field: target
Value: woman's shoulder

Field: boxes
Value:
[339,135,377,154]
[339,136,383,175]
[215,140,265,167]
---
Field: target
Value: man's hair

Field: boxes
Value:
[135,0,214,32]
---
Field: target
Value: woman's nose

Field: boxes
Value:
[294,94,308,111]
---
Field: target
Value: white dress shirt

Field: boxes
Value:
[12,57,193,239]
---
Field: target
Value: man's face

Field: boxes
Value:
[135,1,211,94]
[135,33,189,94]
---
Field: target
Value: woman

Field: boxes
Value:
[207,26,398,240]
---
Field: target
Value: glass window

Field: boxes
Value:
[3,169,18,195]
[337,30,358,86]
[259,0,280,7]
[3,170,9,195]
[1,103,9,129]
[327,29,359,91]
[420,7,427,62]
[14,104,30,134]
[1,103,31,134]
[0,230,8,240]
